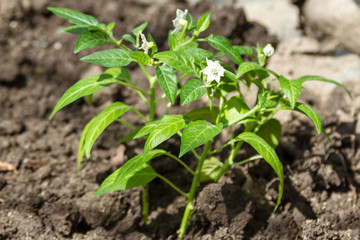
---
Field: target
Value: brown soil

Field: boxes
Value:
[1,0,359,239]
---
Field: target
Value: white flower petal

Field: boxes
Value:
[202,58,225,84]
[263,44,274,57]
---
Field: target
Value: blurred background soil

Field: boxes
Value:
[0,0,359,239]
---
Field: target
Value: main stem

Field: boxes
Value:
[140,65,157,225]
[178,141,212,237]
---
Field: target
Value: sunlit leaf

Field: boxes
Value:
[80,49,132,67]
[95,150,166,196]
[144,115,187,153]
[50,73,119,119]
[236,132,283,209]
[179,120,222,157]
[156,65,178,104]
[278,75,302,109]
[180,79,206,106]
[206,34,243,65]
[84,102,132,158]
[74,31,110,53]
[48,7,98,26]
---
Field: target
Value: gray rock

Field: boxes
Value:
[304,0,360,55]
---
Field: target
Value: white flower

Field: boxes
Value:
[172,9,188,34]
[139,31,149,54]
[263,43,274,57]
[202,58,225,84]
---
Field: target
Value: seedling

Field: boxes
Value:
[48,7,350,237]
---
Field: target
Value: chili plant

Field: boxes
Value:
[48,7,350,237]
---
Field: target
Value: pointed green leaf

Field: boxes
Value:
[74,31,110,53]
[278,75,302,109]
[296,103,322,134]
[256,119,282,148]
[132,22,148,37]
[281,100,322,134]
[206,34,243,65]
[233,45,254,56]
[180,79,206,106]
[180,120,222,157]
[199,157,223,183]
[182,48,213,63]
[297,75,351,98]
[61,25,89,34]
[122,34,136,45]
[80,49,132,67]
[95,150,166,196]
[48,7,98,26]
[154,51,200,77]
[237,132,283,208]
[50,73,119,119]
[184,107,219,121]
[144,115,187,152]
[130,51,151,65]
[84,102,132,158]
[197,13,211,33]
[77,118,96,172]
[104,67,131,83]
[221,96,251,126]
[117,121,158,144]
[156,65,178,104]
[236,62,263,78]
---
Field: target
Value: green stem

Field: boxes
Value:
[131,107,148,123]
[207,88,215,124]
[149,77,157,121]
[116,119,135,130]
[214,140,243,182]
[141,184,150,224]
[178,141,212,237]
[233,155,262,165]
[156,173,188,197]
[164,152,195,175]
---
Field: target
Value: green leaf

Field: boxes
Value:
[117,121,158,144]
[74,31,110,53]
[197,13,211,33]
[104,67,131,83]
[183,107,219,121]
[132,22,148,37]
[61,25,89,34]
[199,157,223,183]
[122,34,136,45]
[107,22,115,31]
[130,51,151,65]
[95,150,166,196]
[80,49,132,67]
[296,103,322,134]
[221,96,251,126]
[180,79,206,106]
[278,75,302,109]
[168,32,198,51]
[50,73,119,119]
[84,102,132,158]
[206,34,243,65]
[297,75,351,98]
[257,95,276,109]
[236,62,263,78]
[281,100,322,134]
[256,119,282,148]
[48,7,98,26]
[144,115,187,153]
[179,120,222,157]
[237,132,283,209]
[154,51,200,77]
[155,65,178,104]
[233,45,254,56]
[182,48,213,63]
[77,119,95,172]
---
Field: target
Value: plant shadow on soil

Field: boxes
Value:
[1,0,359,239]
